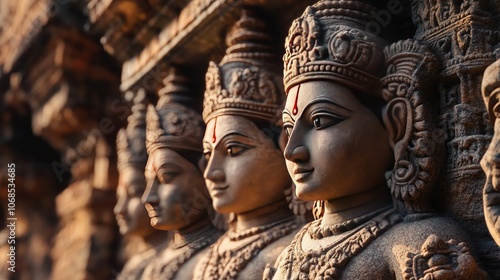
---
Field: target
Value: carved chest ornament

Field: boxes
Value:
[278,208,402,280]
[196,217,299,280]
[202,9,284,123]
[144,226,220,280]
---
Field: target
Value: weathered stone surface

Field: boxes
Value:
[1,0,500,278]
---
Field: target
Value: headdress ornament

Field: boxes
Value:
[283,0,387,95]
[146,69,205,154]
[116,90,148,171]
[382,39,440,215]
[202,9,284,123]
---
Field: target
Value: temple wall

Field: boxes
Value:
[1,0,499,278]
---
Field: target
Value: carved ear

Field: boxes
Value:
[383,98,410,160]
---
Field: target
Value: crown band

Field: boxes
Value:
[283,2,387,95]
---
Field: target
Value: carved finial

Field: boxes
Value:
[116,90,149,171]
[283,0,388,95]
[146,70,204,154]
[158,67,195,108]
[202,9,284,123]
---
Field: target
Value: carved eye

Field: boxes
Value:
[311,114,344,129]
[203,149,212,162]
[157,171,179,184]
[227,146,244,157]
[283,124,294,137]
[313,117,321,128]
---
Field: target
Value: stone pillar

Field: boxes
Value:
[410,0,500,274]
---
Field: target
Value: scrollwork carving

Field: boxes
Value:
[382,39,442,215]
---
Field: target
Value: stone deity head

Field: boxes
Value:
[282,0,441,216]
[114,91,156,237]
[201,10,292,216]
[480,58,500,245]
[143,70,211,231]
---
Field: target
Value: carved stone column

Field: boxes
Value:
[1,1,125,277]
[0,74,63,280]
[410,0,500,274]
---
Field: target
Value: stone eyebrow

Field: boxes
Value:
[302,97,353,113]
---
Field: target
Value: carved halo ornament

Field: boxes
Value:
[202,9,284,123]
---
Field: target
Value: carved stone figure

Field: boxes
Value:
[481,58,500,246]
[141,70,221,280]
[193,10,301,280]
[270,1,487,279]
[114,91,167,280]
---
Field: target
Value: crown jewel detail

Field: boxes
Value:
[202,10,284,123]
[146,71,204,154]
[283,1,387,94]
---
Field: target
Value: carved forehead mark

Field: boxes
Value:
[212,117,217,143]
[292,84,301,116]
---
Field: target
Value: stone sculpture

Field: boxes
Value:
[269,1,488,279]
[114,90,166,280]
[481,58,500,246]
[193,10,301,280]
[141,70,221,280]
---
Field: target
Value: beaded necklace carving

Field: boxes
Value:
[196,217,299,280]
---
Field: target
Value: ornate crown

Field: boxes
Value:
[482,59,500,123]
[283,1,387,95]
[116,90,148,171]
[202,9,284,123]
[146,70,205,154]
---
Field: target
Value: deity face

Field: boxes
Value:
[114,166,155,237]
[481,119,500,191]
[282,80,392,201]
[202,115,291,214]
[142,148,209,231]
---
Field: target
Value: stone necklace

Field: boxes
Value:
[146,225,220,280]
[196,216,299,280]
[280,208,402,279]
[307,205,392,239]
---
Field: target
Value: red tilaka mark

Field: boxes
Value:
[292,84,300,116]
[212,117,217,143]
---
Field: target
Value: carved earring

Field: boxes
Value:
[382,39,441,216]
